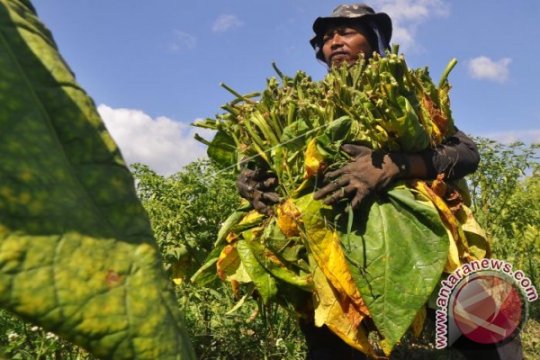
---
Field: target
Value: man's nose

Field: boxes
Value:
[329,33,344,48]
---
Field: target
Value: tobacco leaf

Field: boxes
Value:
[0,1,194,358]
[304,139,325,178]
[207,130,237,168]
[236,239,278,303]
[311,262,373,356]
[459,205,490,260]
[340,185,449,352]
[216,245,240,280]
[295,195,369,315]
[393,96,430,151]
[244,234,312,291]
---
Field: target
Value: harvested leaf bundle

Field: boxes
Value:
[194,48,489,356]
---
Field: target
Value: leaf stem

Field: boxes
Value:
[438,58,457,88]
[220,82,256,103]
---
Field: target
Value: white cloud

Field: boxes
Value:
[98,104,214,176]
[170,30,197,52]
[481,129,540,145]
[212,14,243,32]
[391,26,414,49]
[467,56,512,83]
[375,0,450,49]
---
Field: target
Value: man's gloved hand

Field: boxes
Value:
[313,144,408,209]
[236,168,280,215]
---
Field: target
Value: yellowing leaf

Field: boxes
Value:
[444,226,461,273]
[216,245,240,280]
[421,96,445,143]
[411,184,461,272]
[312,264,373,356]
[411,306,426,338]
[216,209,247,245]
[296,196,369,315]
[414,179,491,268]
[413,180,471,270]
[277,199,301,237]
[304,138,324,178]
[226,232,238,244]
[459,205,490,260]
[216,245,252,283]
[239,210,265,225]
[223,210,265,244]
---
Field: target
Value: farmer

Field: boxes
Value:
[237,3,478,220]
[237,3,522,360]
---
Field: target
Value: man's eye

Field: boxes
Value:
[341,30,356,36]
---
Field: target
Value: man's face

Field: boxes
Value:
[321,25,373,66]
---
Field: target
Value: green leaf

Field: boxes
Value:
[0,1,194,359]
[316,116,352,156]
[244,236,312,291]
[207,130,237,168]
[216,209,248,246]
[394,96,430,151]
[339,185,448,350]
[189,244,223,286]
[236,240,277,303]
[280,119,310,152]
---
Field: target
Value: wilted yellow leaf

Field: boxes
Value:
[277,199,301,237]
[413,180,490,272]
[411,306,426,338]
[459,205,490,260]
[239,210,265,225]
[414,181,468,268]
[444,226,461,273]
[312,229,368,313]
[296,196,369,315]
[226,232,238,244]
[304,138,324,178]
[421,96,445,144]
[216,245,239,281]
[312,264,373,356]
[216,245,252,283]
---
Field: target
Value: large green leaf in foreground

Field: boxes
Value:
[340,186,448,350]
[0,1,194,358]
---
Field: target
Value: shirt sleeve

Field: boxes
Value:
[418,129,480,180]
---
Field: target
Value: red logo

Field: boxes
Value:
[451,274,524,344]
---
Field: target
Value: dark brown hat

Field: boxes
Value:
[310,3,392,62]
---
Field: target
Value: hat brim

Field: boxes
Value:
[310,13,392,52]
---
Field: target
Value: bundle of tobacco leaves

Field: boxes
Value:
[193,47,489,356]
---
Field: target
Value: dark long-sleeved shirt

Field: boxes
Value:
[420,129,479,180]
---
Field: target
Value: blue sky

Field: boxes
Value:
[32,1,540,174]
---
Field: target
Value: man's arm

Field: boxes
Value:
[314,129,480,208]
[238,129,480,210]
[412,129,480,180]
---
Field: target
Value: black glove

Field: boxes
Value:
[313,144,408,209]
[236,168,280,215]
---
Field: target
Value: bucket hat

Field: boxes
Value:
[310,3,392,61]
